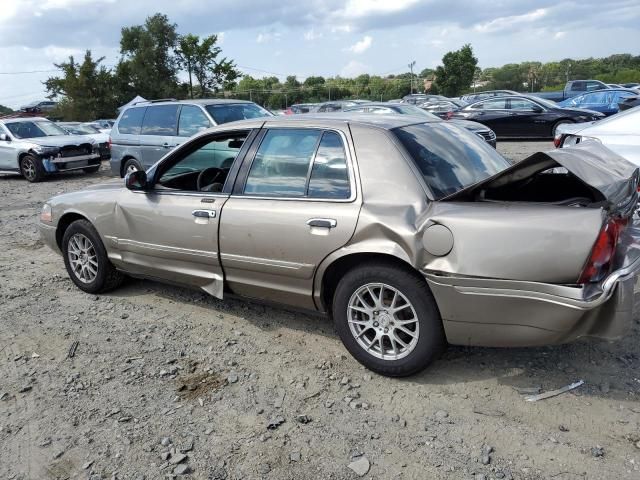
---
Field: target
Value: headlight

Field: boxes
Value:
[40,203,52,223]
[33,145,59,156]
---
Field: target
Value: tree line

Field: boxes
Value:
[4,12,636,119]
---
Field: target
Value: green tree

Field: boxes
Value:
[118,13,179,99]
[0,104,12,115]
[176,33,239,98]
[433,44,478,96]
[44,50,117,121]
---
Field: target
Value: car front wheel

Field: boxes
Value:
[20,154,45,182]
[333,262,446,377]
[62,219,125,293]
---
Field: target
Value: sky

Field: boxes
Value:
[0,0,639,108]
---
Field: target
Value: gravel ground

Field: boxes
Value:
[1,142,640,480]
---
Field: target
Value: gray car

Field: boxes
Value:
[39,114,640,376]
[0,117,101,182]
[109,99,272,177]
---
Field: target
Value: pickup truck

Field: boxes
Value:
[530,80,611,103]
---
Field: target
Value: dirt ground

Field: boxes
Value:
[1,141,639,480]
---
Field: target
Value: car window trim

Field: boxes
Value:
[232,126,357,203]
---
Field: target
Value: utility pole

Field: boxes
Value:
[408,60,416,94]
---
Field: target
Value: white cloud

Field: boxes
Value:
[303,28,323,41]
[346,35,372,54]
[340,60,370,77]
[341,0,421,18]
[474,8,548,33]
[554,31,566,39]
[331,24,353,33]
[256,31,281,44]
[217,32,225,44]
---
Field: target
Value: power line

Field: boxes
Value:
[0,69,62,75]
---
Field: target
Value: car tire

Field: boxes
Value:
[83,165,101,174]
[332,262,446,377]
[20,154,45,182]
[62,219,125,294]
[122,158,142,178]
[552,120,573,137]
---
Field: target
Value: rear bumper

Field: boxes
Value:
[423,254,640,347]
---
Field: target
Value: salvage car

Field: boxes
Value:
[343,102,497,147]
[39,114,640,376]
[0,117,101,182]
[451,95,605,138]
[58,122,110,159]
[557,89,639,116]
[555,106,640,164]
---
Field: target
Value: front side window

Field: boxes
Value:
[178,105,211,137]
[244,129,351,199]
[205,103,271,125]
[394,123,510,199]
[141,105,179,136]
[156,132,247,192]
[118,107,146,135]
[471,98,506,110]
[509,99,538,111]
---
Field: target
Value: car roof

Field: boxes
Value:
[227,112,441,130]
[130,99,257,108]
[1,116,49,124]
[569,88,639,97]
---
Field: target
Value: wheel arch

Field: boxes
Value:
[316,250,423,314]
[55,211,91,250]
[120,155,139,177]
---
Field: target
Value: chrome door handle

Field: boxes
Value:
[192,209,216,218]
[307,218,337,228]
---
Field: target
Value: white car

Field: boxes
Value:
[555,107,640,164]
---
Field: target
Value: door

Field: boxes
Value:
[112,130,251,297]
[219,127,361,309]
[0,126,16,170]
[471,98,510,136]
[505,98,547,137]
[139,104,180,168]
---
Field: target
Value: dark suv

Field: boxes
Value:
[109,99,272,177]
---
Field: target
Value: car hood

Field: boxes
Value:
[558,106,603,117]
[444,141,640,217]
[28,135,96,147]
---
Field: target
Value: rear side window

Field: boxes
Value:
[141,105,179,136]
[394,123,510,199]
[472,98,506,110]
[178,105,211,137]
[244,129,351,199]
[117,107,146,135]
[570,81,586,92]
[308,131,350,199]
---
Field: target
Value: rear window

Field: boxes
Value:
[205,103,271,124]
[141,105,179,136]
[118,107,146,135]
[393,123,510,199]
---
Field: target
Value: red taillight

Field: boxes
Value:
[553,134,563,148]
[108,136,112,149]
[284,108,293,115]
[578,218,626,284]
[445,111,453,120]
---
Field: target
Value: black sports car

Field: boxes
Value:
[450,95,604,138]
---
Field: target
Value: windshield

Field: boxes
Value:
[6,120,68,139]
[393,105,439,119]
[205,103,272,124]
[394,123,510,199]
[62,124,99,135]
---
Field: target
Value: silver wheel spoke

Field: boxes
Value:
[348,282,420,361]
[67,233,98,284]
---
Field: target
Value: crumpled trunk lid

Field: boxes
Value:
[444,141,640,218]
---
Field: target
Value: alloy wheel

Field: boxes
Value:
[67,233,99,283]
[347,283,420,360]
[126,163,139,174]
[22,158,36,180]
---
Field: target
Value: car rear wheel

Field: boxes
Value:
[62,219,125,293]
[123,158,142,177]
[332,262,446,377]
[552,120,573,137]
[20,154,45,182]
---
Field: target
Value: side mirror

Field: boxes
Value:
[531,106,544,113]
[0,133,9,141]
[125,170,148,191]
